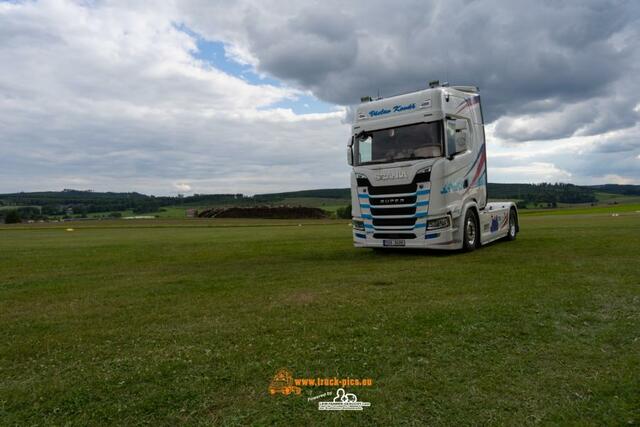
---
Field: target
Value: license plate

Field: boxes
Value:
[383,239,405,247]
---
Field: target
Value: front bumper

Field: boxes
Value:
[353,222,460,250]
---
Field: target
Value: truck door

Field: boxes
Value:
[443,96,474,214]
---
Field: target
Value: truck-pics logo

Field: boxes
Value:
[269,369,373,396]
[268,369,302,396]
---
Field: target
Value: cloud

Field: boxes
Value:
[0,0,350,195]
[485,123,640,184]
[174,182,192,192]
[0,0,639,193]
[490,162,572,183]
[177,0,640,183]
[180,0,640,123]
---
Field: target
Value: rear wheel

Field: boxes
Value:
[506,209,517,241]
[462,210,479,251]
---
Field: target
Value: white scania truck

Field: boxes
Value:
[347,81,518,250]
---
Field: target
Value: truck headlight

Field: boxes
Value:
[427,216,450,230]
[352,219,365,231]
[415,166,431,182]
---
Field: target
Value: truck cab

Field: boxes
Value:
[348,82,518,250]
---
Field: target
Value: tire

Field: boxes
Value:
[462,209,479,251]
[506,208,517,241]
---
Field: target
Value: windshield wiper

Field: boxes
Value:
[392,156,437,162]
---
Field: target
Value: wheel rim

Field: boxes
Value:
[509,215,516,237]
[466,217,476,246]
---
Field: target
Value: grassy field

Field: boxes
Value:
[1,212,639,425]
[520,203,640,216]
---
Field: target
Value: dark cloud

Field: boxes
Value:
[183,0,640,140]
[243,8,358,86]
[1,0,639,193]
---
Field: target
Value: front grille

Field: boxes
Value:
[368,182,417,195]
[359,170,428,234]
[370,206,416,216]
[372,217,416,227]
[374,233,416,239]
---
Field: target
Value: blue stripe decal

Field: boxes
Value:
[362,214,372,219]
[358,193,368,198]
[417,190,430,196]
[415,212,427,218]
[364,224,374,229]
[416,201,429,207]
[360,204,370,209]
[355,233,366,239]
[414,223,426,228]
[426,233,440,239]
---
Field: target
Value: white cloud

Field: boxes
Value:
[174,182,192,192]
[0,0,350,195]
[0,0,639,194]
[598,175,637,185]
[490,162,572,183]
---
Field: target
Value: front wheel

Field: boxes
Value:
[506,209,517,241]
[462,210,479,251]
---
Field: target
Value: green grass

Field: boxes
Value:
[1,212,639,425]
[595,191,640,204]
[0,205,41,211]
[492,190,640,211]
[87,206,189,219]
[521,203,640,216]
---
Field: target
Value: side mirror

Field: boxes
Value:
[347,136,354,166]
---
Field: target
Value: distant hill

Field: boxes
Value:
[486,183,597,204]
[1,183,639,220]
[253,183,609,205]
[585,184,640,196]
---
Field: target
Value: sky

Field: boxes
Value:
[1,0,639,195]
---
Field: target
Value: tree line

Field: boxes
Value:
[487,183,598,207]
[1,183,637,222]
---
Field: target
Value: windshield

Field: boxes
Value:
[355,121,443,166]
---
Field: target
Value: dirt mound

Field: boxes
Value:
[197,206,327,219]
